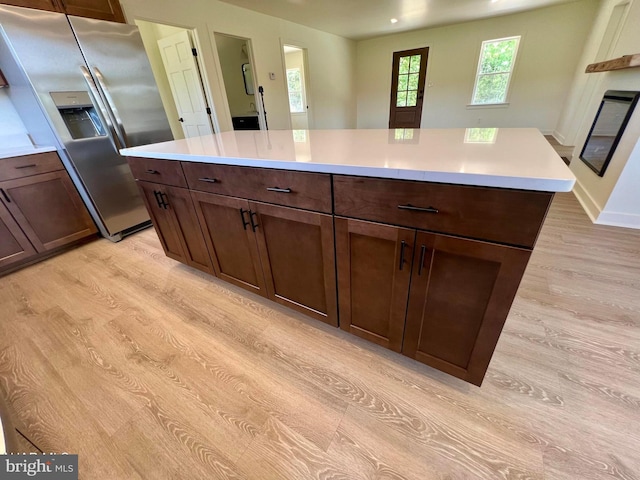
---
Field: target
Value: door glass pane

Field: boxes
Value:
[408,73,419,90]
[398,74,408,91]
[399,56,410,74]
[397,91,407,107]
[409,55,421,73]
[407,91,418,107]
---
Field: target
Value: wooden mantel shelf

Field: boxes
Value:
[586,53,640,73]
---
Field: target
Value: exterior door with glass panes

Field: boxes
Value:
[389,47,429,128]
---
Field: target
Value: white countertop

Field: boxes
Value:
[0,145,57,160]
[121,128,575,192]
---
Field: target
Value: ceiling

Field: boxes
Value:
[218,0,581,40]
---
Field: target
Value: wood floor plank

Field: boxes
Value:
[0,192,638,479]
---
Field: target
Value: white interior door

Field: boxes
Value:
[158,31,213,138]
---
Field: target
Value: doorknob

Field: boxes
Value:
[178,117,184,122]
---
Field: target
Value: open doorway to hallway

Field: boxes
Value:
[282,44,311,129]
[136,20,216,139]
[213,33,263,131]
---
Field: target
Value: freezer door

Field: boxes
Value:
[68,16,173,148]
[0,5,150,238]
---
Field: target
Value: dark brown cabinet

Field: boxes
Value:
[137,181,213,275]
[0,0,125,22]
[0,152,97,275]
[335,217,414,350]
[129,155,552,386]
[336,218,531,386]
[403,232,530,386]
[252,201,337,326]
[0,170,96,252]
[0,201,36,269]
[190,191,267,297]
[0,0,58,12]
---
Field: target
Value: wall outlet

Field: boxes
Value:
[269,72,276,80]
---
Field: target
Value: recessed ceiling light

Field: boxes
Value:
[390,18,398,24]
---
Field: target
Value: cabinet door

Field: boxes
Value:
[250,201,338,326]
[403,232,531,386]
[0,200,36,270]
[137,182,213,275]
[335,217,415,352]
[0,0,61,12]
[191,191,267,297]
[58,0,125,22]
[0,171,96,252]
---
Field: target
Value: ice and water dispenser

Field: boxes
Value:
[51,91,106,140]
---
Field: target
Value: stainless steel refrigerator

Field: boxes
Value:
[0,5,173,241]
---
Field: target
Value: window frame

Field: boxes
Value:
[286,67,306,114]
[470,35,521,106]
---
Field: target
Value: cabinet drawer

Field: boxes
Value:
[127,157,187,187]
[0,152,63,181]
[182,163,332,213]
[333,175,553,248]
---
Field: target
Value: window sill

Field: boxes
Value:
[466,103,510,109]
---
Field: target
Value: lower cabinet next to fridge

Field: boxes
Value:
[335,216,531,386]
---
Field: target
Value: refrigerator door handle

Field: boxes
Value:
[92,67,129,149]
[80,65,123,152]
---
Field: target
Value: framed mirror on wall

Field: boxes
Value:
[580,90,640,177]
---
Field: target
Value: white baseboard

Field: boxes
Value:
[551,130,566,145]
[596,211,640,229]
[572,181,600,223]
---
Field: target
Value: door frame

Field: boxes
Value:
[388,46,429,129]
[280,39,314,129]
[134,18,221,134]
[212,32,265,131]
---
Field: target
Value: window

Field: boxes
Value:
[471,36,520,105]
[286,68,305,113]
[396,54,422,107]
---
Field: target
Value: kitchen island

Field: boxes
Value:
[121,128,574,386]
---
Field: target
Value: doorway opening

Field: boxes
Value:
[136,20,216,139]
[389,47,429,129]
[282,44,311,130]
[213,33,262,131]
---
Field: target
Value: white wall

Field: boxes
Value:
[563,0,640,228]
[120,0,357,131]
[0,89,31,148]
[356,1,598,131]
[214,34,256,118]
[137,20,185,139]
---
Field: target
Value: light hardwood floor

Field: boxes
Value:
[0,192,639,479]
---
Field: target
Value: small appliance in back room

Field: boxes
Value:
[0,5,173,241]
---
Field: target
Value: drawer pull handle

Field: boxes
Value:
[0,188,11,203]
[15,164,37,169]
[266,187,292,193]
[198,177,218,183]
[146,169,160,174]
[397,204,439,214]
[418,245,427,276]
[399,240,407,271]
